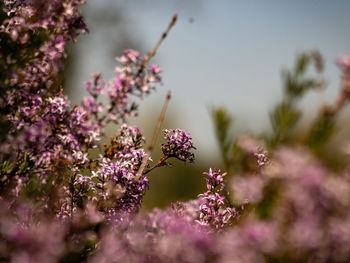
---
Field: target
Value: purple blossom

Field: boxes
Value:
[230,175,266,204]
[116,49,141,64]
[103,49,163,123]
[150,64,162,74]
[5,2,350,262]
[91,209,214,263]
[254,149,268,167]
[0,0,89,169]
[85,74,105,97]
[87,125,150,216]
[336,53,350,77]
[162,129,196,163]
[198,168,238,230]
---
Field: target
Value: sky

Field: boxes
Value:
[68,0,350,163]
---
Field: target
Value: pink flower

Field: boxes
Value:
[336,53,350,76]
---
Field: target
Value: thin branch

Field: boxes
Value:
[143,155,170,175]
[148,91,171,153]
[137,14,178,76]
[133,14,178,181]
[135,91,171,180]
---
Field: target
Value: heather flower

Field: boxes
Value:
[88,125,150,216]
[150,64,162,74]
[198,168,238,229]
[105,49,163,123]
[162,129,196,163]
[336,53,350,77]
[0,0,90,171]
[171,199,201,222]
[213,147,350,262]
[91,209,215,263]
[78,50,163,126]
[3,93,102,200]
[254,149,268,167]
[236,134,263,154]
[6,2,350,262]
[116,49,140,64]
[142,129,196,175]
[335,54,350,110]
[236,135,268,170]
[85,74,105,97]
[230,175,266,204]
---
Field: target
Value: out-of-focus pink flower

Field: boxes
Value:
[336,54,350,76]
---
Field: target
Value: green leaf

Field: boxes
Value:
[306,109,335,150]
[19,152,35,173]
[269,102,301,146]
[283,52,322,100]
[0,160,13,175]
[211,107,234,169]
[294,52,310,76]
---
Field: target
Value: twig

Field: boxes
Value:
[133,14,178,181]
[137,14,178,76]
[143,155,170,175]
[135,91,171,180]
[148,91,171,153]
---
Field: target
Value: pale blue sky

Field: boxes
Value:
[69,1,350,162]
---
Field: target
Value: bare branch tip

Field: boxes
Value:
[172,13,178,20]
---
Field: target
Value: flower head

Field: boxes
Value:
[162,129,196,163]
[336,54,350,77]
[198,168,238,230]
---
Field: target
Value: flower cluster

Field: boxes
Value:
[0,0,90,197]
[89,209,214,263]
[336,53,350,77]
[1,0,87,108]
[106,49,163,123]
[198,168,238,230]
[335,54,350,110]
[143,129,196,175]
[254,150,268,167]
[80,50,162,126]
[162,129,196,163]
[0,200,102,263]
[3,1,350,263]
[0,0,165,218]
[222,147,350,262]
[84,148,350,262]
[91,125,150,216]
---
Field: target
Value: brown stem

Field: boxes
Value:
[143,155,170,175]
[134,14,178,181]
[137,14,178,76]
[334,76,350,112]
[148,91,171,153]
[135,92,172,180]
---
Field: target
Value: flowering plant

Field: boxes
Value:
[1,1,350,262]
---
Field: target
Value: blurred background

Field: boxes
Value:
[64,0,350,209]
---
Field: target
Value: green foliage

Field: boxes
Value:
[268,51,324,147]
[269,102,301,146]
[0,160,12,175]
[211,107,234,170]
[1,153,35,177]
[210,108,261,174]
[22,175,41,197]
[255,182,280,219]
[306,108,336,150]
[60,238,97,263]
[19,152,35,174]
[210,50,342,175]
